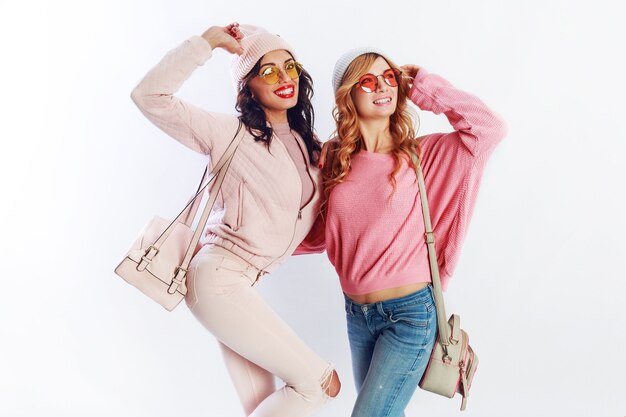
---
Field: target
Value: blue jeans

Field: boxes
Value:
[345,285,437,417]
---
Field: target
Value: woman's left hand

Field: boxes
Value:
[400,64,420,85]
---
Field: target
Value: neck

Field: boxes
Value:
[359,117,393,153]
[265,109,289,124]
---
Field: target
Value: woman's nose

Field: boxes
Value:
[375,75,389,92]
[278,68,292,83]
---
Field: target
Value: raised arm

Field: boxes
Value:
[130,25,245,155]
[404,66,507,157]
[402,66,507,288]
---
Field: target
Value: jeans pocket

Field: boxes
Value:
[185,252,224,309]
[185,253,253,300]
[184,259,205,311]
[388,303,429,328]
[216,255,253,277]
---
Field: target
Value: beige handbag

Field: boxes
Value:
[114,121,245,311]
[411,152,478,411]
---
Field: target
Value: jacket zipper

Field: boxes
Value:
[252,131,317,285]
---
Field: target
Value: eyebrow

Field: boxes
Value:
[259,58,295,69]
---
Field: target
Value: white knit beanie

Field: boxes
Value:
[332,47,388,94]
[230,25,297,90]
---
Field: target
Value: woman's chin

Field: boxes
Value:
[268,97,299,111]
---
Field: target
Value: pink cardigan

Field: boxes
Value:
[295,69,507,293]
[131,36,323,274]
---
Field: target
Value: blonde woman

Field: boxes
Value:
[297,48,506,416]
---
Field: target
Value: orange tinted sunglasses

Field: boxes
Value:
[355,68,402,93]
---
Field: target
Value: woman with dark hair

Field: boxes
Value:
[298,48,506,416]
[130,22,340,416]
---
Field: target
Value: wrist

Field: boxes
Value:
[201,27,222,50]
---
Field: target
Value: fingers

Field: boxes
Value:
[318,141,332,168]
[226,22,244,41]
[225,22,239,32]
[318,145,327,168]
[400,64,419,80]
[222,22,244,55]
[399,64,412,75]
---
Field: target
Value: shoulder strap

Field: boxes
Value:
[149,120,245,268]
[182,120,245,226]
[178,120,245,270]
[410,151,451,347]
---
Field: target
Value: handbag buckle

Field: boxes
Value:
[144,245,159,259]
[168,266,188,294]
[137,245,160,271]
[173,266,188,279]
[425,232,435,244]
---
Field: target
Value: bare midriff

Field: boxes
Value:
[344,282,430,304]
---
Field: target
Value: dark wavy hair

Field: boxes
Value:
[235,56,321,165]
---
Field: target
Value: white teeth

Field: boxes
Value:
[374,97,391,104]
[276,88,294,96]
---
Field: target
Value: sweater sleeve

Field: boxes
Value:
[130,36,239,155]
[292,212,326,255]
[409,69,508,288]
[408,68,507,157]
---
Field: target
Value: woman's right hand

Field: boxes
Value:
[201,23,244,55]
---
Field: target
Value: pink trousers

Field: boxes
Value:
[185,245,335,417]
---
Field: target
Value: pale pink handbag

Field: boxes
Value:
[114,121,245,311]
[411,152,478,411]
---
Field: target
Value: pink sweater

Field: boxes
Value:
[295,69,507,293]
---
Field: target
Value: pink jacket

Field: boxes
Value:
[131,36,323,274]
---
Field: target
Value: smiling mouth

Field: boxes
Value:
[274,85,295,99]
[373,97,392,105]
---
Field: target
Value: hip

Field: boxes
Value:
[345,281,430,304]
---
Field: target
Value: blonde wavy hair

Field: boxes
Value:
[322,53,420,211]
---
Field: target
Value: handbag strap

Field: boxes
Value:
[410,151,451,348]
[146,120,245,269]
[182,165,209,226]
[182,121,244,227]
[179,144,237,271]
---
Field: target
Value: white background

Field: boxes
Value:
[1,0,625,416]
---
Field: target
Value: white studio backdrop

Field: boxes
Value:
[0,0,624,416]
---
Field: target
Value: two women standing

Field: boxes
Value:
[130,21,505,417]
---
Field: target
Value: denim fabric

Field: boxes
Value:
[345,285,437,417]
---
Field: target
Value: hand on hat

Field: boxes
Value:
[225,23,244,42]
[399,64,420,87]
[201,23,245,55]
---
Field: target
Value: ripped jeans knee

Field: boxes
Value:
[320,364,341,399]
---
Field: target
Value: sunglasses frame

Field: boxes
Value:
[257,61,303,85]
[354,68,402,93]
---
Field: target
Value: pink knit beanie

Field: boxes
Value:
[230,25,297,90]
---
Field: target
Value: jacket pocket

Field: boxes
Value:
[234,181,245,231]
